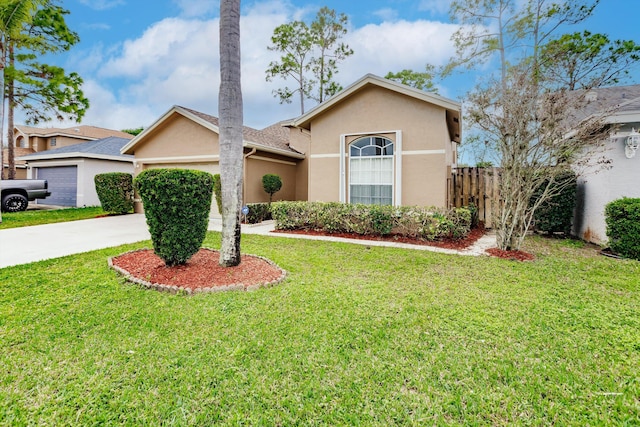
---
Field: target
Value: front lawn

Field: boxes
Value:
[0,206,107,229]
[0,233,638,425]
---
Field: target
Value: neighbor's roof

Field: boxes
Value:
[286,74,462,141]
[575,84,640,124]
[15,125,134,141]
[17,137,134,162]
[121,106,305,159]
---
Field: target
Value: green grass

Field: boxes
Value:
[1,233,639,425]
[0,206,107,229]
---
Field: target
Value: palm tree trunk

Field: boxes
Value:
[218,0,243,267]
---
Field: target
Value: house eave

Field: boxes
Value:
[243,141,306,159]
[17,153,134,163]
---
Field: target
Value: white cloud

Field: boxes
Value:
[70,1,460,131]
[339,20,458,82]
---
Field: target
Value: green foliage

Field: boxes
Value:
[476,160,493,168]
[121,127,144,136]
[384,65,439,93]
[3,2,88,126]
[540,30,640,89]
[212,173,222,214]
[531,170,577,234]
[271,201,472,240]
[266,7,353,112]
[261,174,282,203]
[94,172,134,215]
[245,202,271,224]
[134,169,214,266]
[605,197,640,260]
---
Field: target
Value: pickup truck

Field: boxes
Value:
[1,179,51,212]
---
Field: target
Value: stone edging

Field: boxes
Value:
[108,248,287,295]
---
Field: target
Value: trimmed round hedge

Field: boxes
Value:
[94,172,134,214]
[134,168,214,266]
[605,197,640,260]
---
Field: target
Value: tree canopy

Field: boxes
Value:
[266,7,353,114]
[447,0,640,251]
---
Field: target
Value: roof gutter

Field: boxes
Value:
[243,141,306,159]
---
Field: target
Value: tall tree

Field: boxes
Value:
[447,0,638,251]
[265,20,313,114]
[5,2,88,179]
[308,7,353,103]
[266,7,352,114]
[218,0,243,266]
[384,64,439,93]
[0,0,44,221]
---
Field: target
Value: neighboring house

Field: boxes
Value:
[122,74,461,216]
[17,137,134,207]
[3,125,133,179]
[573,85,640,245]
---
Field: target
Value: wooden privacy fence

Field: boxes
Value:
[448,167,501,228]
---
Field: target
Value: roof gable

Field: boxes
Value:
[121,106,304,158]
[289,74,461,133]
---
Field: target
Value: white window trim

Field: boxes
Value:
[340,130,402,206]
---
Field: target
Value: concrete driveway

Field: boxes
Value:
[0,213,496,269]
[0,214,278,269]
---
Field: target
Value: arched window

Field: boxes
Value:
[349,136,394,205]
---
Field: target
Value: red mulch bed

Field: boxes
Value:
[110,248,286,294]
[110,227,535,294]
[485,247,535,261]
[272,226,487,250]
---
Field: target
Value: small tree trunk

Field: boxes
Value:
[7,44,15,179]
[218,0,243,267]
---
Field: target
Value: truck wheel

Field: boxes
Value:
[2,194,29,212]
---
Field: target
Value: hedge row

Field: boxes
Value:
[245,202,271,224]
[605,197,640,260]
[271,201,472,240]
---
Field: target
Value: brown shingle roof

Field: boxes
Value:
[15,125,134,140]
[178,106,301,155]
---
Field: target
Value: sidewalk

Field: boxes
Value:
[0,214,495,268]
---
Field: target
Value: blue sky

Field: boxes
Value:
[37,0,640,136]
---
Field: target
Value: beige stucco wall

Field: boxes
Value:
[245,154,298,203]
[288,126,311,201]
[305,85,454,207]
[134,114,219,159]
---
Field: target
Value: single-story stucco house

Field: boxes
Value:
[122,74,461,216]
[573,84,640,244]
[18,137,134,207]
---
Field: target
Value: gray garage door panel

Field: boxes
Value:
[37,166,78,206]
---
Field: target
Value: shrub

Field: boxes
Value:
[94,172,134,214]
[271,201,471,241]
[134,168,214,266]
[531,170,577,234]
[245,203,271,224]
[605,197,640,260]
[212,174,223,214]
[262,174,282,204]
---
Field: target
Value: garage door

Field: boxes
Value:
[143,163,220,216]
[36,166,78,206]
